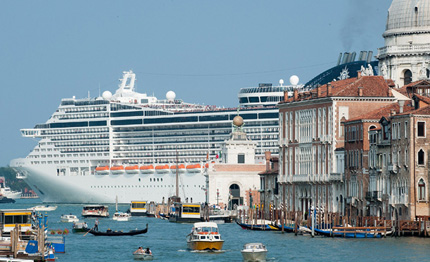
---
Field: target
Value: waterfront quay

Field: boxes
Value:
[1,199,429,262]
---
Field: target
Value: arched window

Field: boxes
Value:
[404,70,412,86]
[418,149,425,165]
[418,179,426,201]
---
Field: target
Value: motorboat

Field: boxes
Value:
[241,243,268,262]
[0,176,21,199]
[82,205,109,217]
[29,205,57,211]
[72,222,89,233]
[186,222,224,251]
[60,214,79,223]
[113,212,131,221]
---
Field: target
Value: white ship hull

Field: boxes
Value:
[11,159,206,204]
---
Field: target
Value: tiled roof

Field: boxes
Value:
[282,76,393,103]
[346,101,414,122]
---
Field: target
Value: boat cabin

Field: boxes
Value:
[130,201,147,216]
[82,205,109,217]
[169,203,201,223]
[0,209,33,236]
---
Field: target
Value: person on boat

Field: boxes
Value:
[145,248,152,255]
[84,222,88,229]
[133,247,144,254]
[94,219,99,231]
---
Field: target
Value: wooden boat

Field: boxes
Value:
[133,252,153,260]
[312,227,392,238]
[72,222,89,233]
[88,224,148,236]
[60,214,79,223]
[186,222,224,251]
[236,221,279,231]
[241,243,268,262]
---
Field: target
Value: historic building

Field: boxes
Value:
[377,0,430,87]
[258,152,279,217]
[277,75,400,217]
[207,116,264,209]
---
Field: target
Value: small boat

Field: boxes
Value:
[241,243,268,262]
[236,221,279,231]
[186,164,202,173]
[113,212,131,221]
[170,164,186,174]
[110,165,125,175]
[133,248,153,261]
[312,227,392,238]
[125,165,140,174]
[88,224,148,236]
[0,177,22,199]
[72,222,89,233]
[186,222,224,251]
[155,164,169,174]
[140,165,155,174]
[60,214,79,223]
[82,205,109,217]
[29,205,57,211]
[95,166,110,175]
[0,196,15,203]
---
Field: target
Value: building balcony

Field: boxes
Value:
[292,174,311,183]
[365,191,382,202]
[388,164,398,174]
[346,196,358,207]
[389,194,408,206]
[328,173,344,182]
[378,43,430,58]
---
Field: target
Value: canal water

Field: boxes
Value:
[4,199,430,261]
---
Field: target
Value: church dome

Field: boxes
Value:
[385,0,430,35]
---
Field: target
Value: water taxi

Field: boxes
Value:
[112,212,131,221]
[82,205,109,217]
[169,203,201,223]
[29,205,57,211]
[241,243,268,262]
[186,222,224,251]
[130,201,148,216]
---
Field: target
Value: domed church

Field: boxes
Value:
[377,0,430,86]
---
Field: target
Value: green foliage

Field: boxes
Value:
[0,167,29,191]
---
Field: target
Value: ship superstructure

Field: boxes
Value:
[11,71,297,203]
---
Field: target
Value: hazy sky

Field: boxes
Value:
[0,0,392,166]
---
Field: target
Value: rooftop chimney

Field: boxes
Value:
[294,89,298,101]
[358,86,363,97]
[357,71,362,78]
[398,100,405,113]
[327,83,332,96]
[265,151,271,171]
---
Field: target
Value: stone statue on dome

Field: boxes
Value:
[366,64,374,76]
[380,62,388,79]
[419,61,429,80]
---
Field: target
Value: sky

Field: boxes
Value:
[0,0,392,166]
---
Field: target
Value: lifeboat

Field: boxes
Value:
[186,164,202,173]
[95,166,110,175]
[205,163,209,168]
[155,164,170,174]
[140,165,155,174]
[170,164,186,174]
[110,165,125,175]
[125,165,139,175]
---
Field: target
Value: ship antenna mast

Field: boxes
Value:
[176,148,179,197]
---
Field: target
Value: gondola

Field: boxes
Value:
[235,221,279,231]
[88,224,148,236]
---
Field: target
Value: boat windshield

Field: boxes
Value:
[197,227,218,233]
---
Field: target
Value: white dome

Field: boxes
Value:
[279,79,284,85]
[386,0,430,32]
[102,91,112,100]
[166,91,176,101]
[289,75,299,86]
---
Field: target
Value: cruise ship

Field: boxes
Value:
[10,71,301,203]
